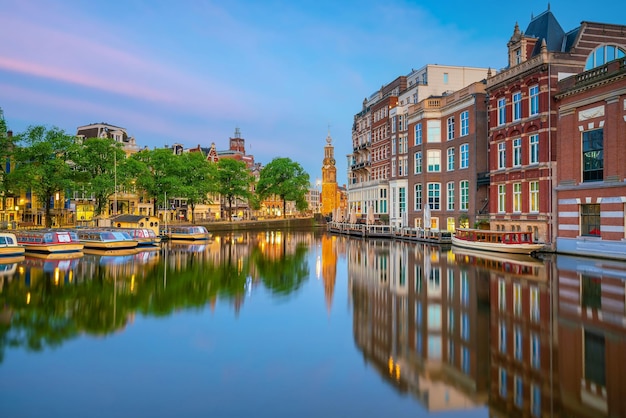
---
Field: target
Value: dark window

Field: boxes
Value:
[581,204,601,236]
[583,129,603,182]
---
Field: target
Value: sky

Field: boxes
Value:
[2,0,625,183]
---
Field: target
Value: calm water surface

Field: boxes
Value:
[0,230,624,418]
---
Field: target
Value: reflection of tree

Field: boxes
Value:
[252,240,309,296]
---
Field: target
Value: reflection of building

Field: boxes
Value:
[557,255,626,417]
[348,239,490,411]
[320,235,337,313]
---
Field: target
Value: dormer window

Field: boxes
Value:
[515,48,522,65]
[585,44,625,70]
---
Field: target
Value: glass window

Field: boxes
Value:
[498,184,506,213]
[427,120,441,143]
[391,138,396,155]
[428,183,441,210]
[399,186,406,214]
[529,85,539,116]
[427,149,441,172]
[460,180,469,211]
[581,204,600,236]
[582,129,603,182]
[529,134,539,164]
[585,44,626,70]
[447,116,455,140]
[498,142,506,169]
[460,143,469,168]
[414,184,422,211]
[415,123,422,145]
[513,91,522,121]
[414,151,422,174]
[513,183,522,213]
[447,182,455,211]
[497,97,506,125]
[460,111,469,136]
[447,147,455,171]
[513,138,522,166]
[529,181,539,213]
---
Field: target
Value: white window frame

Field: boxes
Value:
[497,97,506,126]
[460,111,469,136]
[447,147,455,171]
[498,142,506,169]
[460,143,469,169]
[447,182,455,211]
[513,138,522,167]
[529,85,539,116]
[529,134,539,164]
[414,151,422,174]
[513,91,522,121]
[427,149,441,172]
[513,183,522,213]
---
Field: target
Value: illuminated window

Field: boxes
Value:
[529,181,539,213]
[513,183,522,213]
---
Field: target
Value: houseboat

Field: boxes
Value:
[0,232,26,257]
[76,229,138,250]
[106,227,161,246]
[451,228,545,255]
[14,229,84,254]
[161,225,211,240]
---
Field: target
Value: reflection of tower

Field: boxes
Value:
[321,131,338,216]
[321,235,337,313]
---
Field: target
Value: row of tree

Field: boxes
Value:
[0,124,311,226]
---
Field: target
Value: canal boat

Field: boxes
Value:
[105,227,161,246]
[0,232,26,257]
[161,225,211,240]
[13,229,84,254]
[76,229,139,250]
[451,228,545,255]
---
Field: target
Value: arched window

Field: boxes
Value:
[585,44,626,70]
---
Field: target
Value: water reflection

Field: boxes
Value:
[0,231,624,417]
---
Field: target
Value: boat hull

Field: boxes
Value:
[21,243,84,253]
[0,246,25,257]
[451,235,544,255]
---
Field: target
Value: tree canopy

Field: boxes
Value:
[213,158,253,221]
[256,157,310,218]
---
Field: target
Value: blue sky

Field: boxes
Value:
[1,0,624,183]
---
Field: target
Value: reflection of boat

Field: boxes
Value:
[452,247,545,279]
[0,260,19,276]
[76,229,138,250]
[0,255,25,265]
[13,229,83,253]
[24,251,84,260]
[162,225,211,240]
[0,232,26,257]
[24,254,81,272]
[83,248,138,257]
[452,228,545,255]
[168,239,208,252]
[104,227,161,246]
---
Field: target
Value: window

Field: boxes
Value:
[513,183,522,213]
[515,48,522,64]
[530,286,539,322]
[415,123,422,145]
[447,182,455,211]
[497,97,506,125]
[391,116,397,133]
[414,151,422,174]
[447,147,455,171]
[581,204,600,236]
[529,181,539,213]
[498,142,506,169]
[447,116,455,140]
[513,92,522,121]
[428,183,441,210]
[498,184,506,213]
[460,180,469,211]
[427,150,441,172]
[414,184,422,211]
[443,72,449,84]
[499,321,507,353]
[427,120,441,143]
[513,138,522,166]
[399,187,406,215]
[582,129,603,182]
[399,156,407,176]
[460,143,469,168]
[460,111,469,136]
[391,138,396,155]
[529,85,539,116]
[529,134,539,164]
[585,44,626,70]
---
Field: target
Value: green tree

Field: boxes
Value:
[256,157,310,218]
[131,148,183,215]
[9,126,81,227]
[213,158,253,221]
[177,152,216,223]
[73,138,127,216]
[0,109,18,220]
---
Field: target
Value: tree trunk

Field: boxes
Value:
[190,203,195,224]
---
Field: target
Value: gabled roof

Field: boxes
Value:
[525,9,568,55]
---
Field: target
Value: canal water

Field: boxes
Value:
[0,230,624,418]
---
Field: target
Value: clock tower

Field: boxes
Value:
[321,131,339,217]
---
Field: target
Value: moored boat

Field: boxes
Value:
[76,229,138,250]
[105,227,161,246]
[451,228,545,255]
[13,229,84,254]
[161,225,211,240]
[0,232,26,257]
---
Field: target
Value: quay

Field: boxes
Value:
[326,221,452,245]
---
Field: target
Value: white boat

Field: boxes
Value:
[105,227,161,246]
[161,225,211,240]
[451,228,545,255]
[0,232,26,257]
[14,229,84,254]
[76,229,138,250]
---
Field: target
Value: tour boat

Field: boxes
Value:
[13,229,84,254]
[106,227,161,246]
[0,232,26,257]
[76,229,139,250]
[161,225,211,240]
[451,228,545,255]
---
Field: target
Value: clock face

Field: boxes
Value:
[331,159,335,165]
